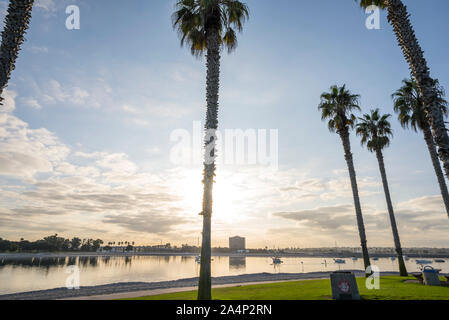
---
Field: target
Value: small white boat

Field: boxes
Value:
[333,259,346,264]
[435,259,446,263]
[272,257,283,264]
[416,259,433,265]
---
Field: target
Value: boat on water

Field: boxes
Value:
[435,259,446,263]
[404,256,409,261]
[373,257,379,261]
[352,257,358,261]
[272,257,283,264]
[390,257,396,261]
[333,259,346,264]
[416,259,433,265]
[194,255,214,263]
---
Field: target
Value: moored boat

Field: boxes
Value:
[416,259,432,265]
[333,258,346,264]
[272,257,283,264]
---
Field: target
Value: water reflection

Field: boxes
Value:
[229,256,246,271]
[0,257,68,269]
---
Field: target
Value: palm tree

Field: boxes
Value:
[358,0,449,179]
[393,79,449,219]
[0,0,34,104]
[172,0,249,300]
[318,85,371,273]
[356,109,408,276]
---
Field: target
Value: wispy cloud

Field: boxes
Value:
[35,0,57,12]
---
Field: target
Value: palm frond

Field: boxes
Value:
[318,85,361,134]
[392,78,448,132]
[356,108,392,152]
[172,0,248,57]
[356,0,387,9]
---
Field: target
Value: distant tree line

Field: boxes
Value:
[0,234,103,253]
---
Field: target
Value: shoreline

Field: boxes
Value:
[0,270,401,300]
[1,252,448,260]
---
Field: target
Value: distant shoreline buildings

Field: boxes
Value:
[229,236,248,253]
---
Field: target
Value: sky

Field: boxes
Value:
[0,0,449,248]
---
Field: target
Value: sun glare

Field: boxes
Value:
[177,169,243,224]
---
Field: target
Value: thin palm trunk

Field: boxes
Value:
[386,0,449,180]
[0,0,34,103]
[375,150,408,276]
[197,28,220,301]
[340,130,371,274]
[423,126,449,218]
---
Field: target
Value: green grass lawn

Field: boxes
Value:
[123,277,449,300]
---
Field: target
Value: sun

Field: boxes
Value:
[176,169,242,224]
[213,176,241,223]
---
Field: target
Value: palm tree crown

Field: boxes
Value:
[392,79,448,132]
[356,109,393,153]
[318,85,361,134]
[172,0,249,57]
[357,0,387,9]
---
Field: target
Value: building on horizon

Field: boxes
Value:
[229,236,246,252]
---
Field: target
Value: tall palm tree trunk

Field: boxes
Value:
[0,0,34,103]
[340,130,371,274]
[386,0,449,180]
[375,150,408,276]
[198,28,220,301]
[423,126,449,218]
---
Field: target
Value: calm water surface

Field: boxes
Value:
[0,255,447,295]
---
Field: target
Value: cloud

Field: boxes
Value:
[21,97,42,110]
[121,104,139,115]
[0,113,70,178]
[120,100,195,119]
[393,195,449,232]
[28,79,109,109]
[28,46,49,54]
[0,94,191,239]
[35,0,57,12]
[277,174,381,202]
[279,178,326,193]
[27,77,193,119]
[41,80,92,107]
[270,194,449,247]
[130,118,150,127]
[103,211,190,234]
[0,90,17,113]
[272,204,355,231]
